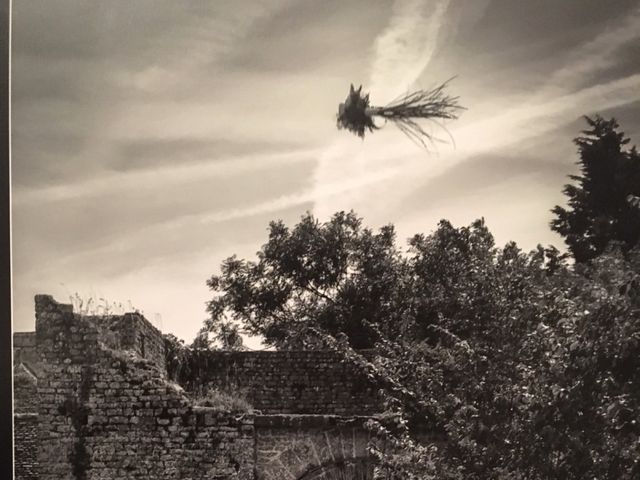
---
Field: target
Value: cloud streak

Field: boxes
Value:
[13,147,321,205]
[370,0,452,100]
[535,4,640,98]
[42,163,407,270]
[550,5,639,84]
[341,73,640,224]
[452,74,640,157]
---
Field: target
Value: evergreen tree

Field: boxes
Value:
[551,116,640,262]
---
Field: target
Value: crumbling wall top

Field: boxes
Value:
[34,294,165,371]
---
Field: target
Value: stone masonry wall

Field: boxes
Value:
[14,332,40,480]
[14,413,39,480]
[35,295,254,480]
[17,294,381,479]
[80,312,165,369]
[179,350,383,416]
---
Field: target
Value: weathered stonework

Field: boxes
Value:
[34,295,254,480]
[14,413,39,480]
[179,350,382,415]
[85,312,166,369]
[13,294,382,480]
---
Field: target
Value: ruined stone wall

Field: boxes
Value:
[81,312,165,369]
[16,294,381,479]
[14,332,40,480]
[14,413,39,480]
[180,350,383,415]
[35,295,254,480]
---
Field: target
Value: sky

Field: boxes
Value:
[11,0,640,347]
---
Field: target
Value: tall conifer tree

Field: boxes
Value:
[551,116,640,262]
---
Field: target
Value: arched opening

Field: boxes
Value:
[297,458,373,480]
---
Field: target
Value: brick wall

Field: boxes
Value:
[178,350,383,415]
[14,413,38,480]
[35,294,254,480]
[79,312,165,369]
[15,294,382,479]
[14,332,40,479]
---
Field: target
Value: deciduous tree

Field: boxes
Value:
[204,212,640,479]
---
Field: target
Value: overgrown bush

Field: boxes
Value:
[193,387,252,413]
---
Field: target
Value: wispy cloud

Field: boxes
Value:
[540,4,640,94]
[452,74,640,157]
[13,147,321,205]
[369,0,452,100]
[40,163,407,271]
[10,0,297,189]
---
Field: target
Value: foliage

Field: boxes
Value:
[205,212,567,352]
[193,387,253,413]
[204,210,640,479]
[192,320,244,351]
[510,246,640,479]
[68,292,140,316]
[205,211,409,349]
[551,115,640,263]
[337,84,378,138]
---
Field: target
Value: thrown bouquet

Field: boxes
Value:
[336,79,464,148]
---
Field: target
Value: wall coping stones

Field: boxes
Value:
[254,414,378,429]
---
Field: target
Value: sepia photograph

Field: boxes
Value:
[10,1,640,478]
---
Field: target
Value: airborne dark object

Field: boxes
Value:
[336,79,464,148]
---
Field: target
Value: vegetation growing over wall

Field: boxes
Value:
[194,388,253,413]
[163,341,382,415]
[203,117,640,479]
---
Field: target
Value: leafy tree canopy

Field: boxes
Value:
[551,115,640,263]
[205,211,566,351]
[202,211,640,479]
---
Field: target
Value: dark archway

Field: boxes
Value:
[297,458,373,480]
